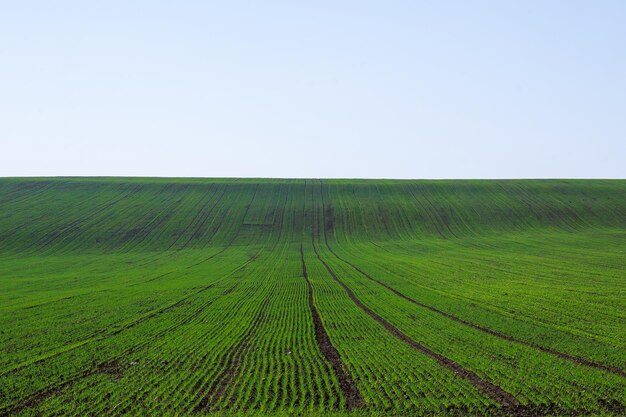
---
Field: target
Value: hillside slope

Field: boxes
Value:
[0,178,623,252]
[0,178,624,416]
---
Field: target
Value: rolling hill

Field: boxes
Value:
[0,178,624,416]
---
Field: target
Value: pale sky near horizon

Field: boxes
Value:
[1,1,625,179]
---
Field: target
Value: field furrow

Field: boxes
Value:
[1,177,624,416]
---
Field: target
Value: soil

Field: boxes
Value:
[328,246,626,379]
[300,244,363,410]
[312,242,519,408]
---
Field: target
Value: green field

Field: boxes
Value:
[0,178,624,416]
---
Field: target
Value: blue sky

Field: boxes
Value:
[1,1,625,178]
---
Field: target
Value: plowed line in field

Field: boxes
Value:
[33,185,143,253]
[313,181,518,408]
[0,250,264,416]
[404,183,447,239]
[312,243,518,408]
[300,244,362,410]
[241,183,261,225]
[316,180,626,379]
[180,185,228,250]
[0,251,260,377]
[187,185,258,268]
[165,185,219,251]
[138,188,256,286]
[0,284,239,417]
[118,184,193,253]
[194,296,271,413]
[329,246,626,378]
[0,181,54,207]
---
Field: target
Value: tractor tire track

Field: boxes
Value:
[318,180,626,379]
[165,184,220,251]
[0,252,260,378]
[311,242,519,407]
[313,181,518,408]
[0,247,264,415]
[404,183,448,239]
[187,184,259,268]
[0,281,242,417]
[194,295,271,413]
[299,244,362,410]
[29,185,142,254]
[328,246,626,379]
[0,181,55,207]
[179,185,228,250]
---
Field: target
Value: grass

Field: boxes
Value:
[0,177,624,416]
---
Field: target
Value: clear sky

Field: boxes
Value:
[1,1,625,179]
